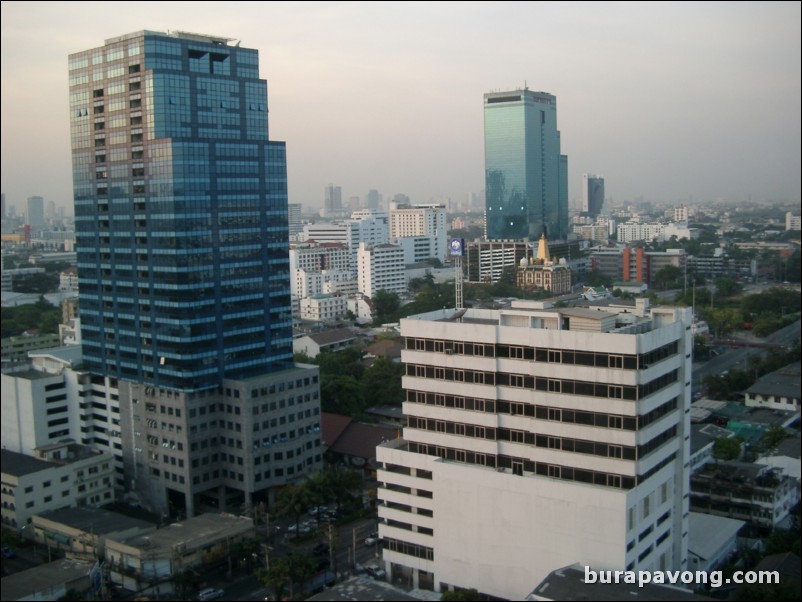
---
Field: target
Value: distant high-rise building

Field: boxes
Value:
[484,89,568,241]
[674,205,689,223]
[288,203,303,237]
[68,30,321,517]
[27,196,45,227]
[323,183,343,217]
[376,302,692,599]
[366,188,381,210]
[1,193,6,219]
[582,174,605,218]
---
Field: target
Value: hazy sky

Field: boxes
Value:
[2,1,800,213]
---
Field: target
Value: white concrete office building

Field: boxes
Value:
[376,300,692,599]
[358,242,407,298]
[390,204,447,261]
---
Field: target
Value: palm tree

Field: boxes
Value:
[326,464,362,514]
[274,484,309,536]
[304,470,332,527]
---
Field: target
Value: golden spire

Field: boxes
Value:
[536,232,550,263]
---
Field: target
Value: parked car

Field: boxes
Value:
[364,536,378,546]
[308,505,328,516]
[1,547,16,558]
[198,587,224,601]
[365,564,386,580]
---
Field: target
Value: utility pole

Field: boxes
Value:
[328,522,335,577]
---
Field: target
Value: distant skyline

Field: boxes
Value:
[2,1,800,214]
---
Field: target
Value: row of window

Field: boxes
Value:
[406,391,679,431]
[406,441,639,490]
[382,537,434,561]
[406,364,679,401]
[407,415,679,462]
[404,338,679,370]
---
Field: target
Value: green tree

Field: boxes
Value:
[585,269,613,289]
[325,464,362,514]
[13,272,59,294]
[0,298,62,338]
[652,265,683,291]
[321,374,364,415]
[287,553,316,591]
[701,308,742,337]
[372,289,400,325]
[713,436,741,462]
[759,426,788,453]
[362,356,404,406]
[303,470,333,526]
[274,484,310,535]
[258,556,291,601]
[714,276,743,298]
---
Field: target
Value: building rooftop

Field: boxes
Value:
[1,449,55,477]
[365,405,405,424]
[328,422,399,463]
[529,564,710,601]
[29,345,83,365]
[364,338,402,360]
[0,558,94,602]
[304,328,358,346]
[35,506,155,535]
[321,412,353,448]
[688,512,745,565]
[693,461,777,486]
[690,423,732,455]
[112,513,253,555]
[772,437,802,460]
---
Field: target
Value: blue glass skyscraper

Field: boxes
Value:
[69,32,321,518]
[484,89,568,241]
[69,31,293,392]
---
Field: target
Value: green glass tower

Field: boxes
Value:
[484,89,568,241]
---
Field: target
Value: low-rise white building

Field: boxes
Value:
[1,443,115,528]
[299,293,348,322]
[744,363,800,413]
[105,513,253,593]
[687,513,745,573]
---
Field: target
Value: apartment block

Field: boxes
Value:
[376,301,692,598]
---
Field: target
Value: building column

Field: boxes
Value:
[412,567,419,589]
[185,493,195,519]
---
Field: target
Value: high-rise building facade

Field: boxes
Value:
[68,31,321,517]
[484,89,568,241]
[582,173,605,218]
[27,195,45,227]
[377,301,691,598]
[323,183,343,218]
[357,242,406,298]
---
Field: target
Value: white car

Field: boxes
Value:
[365,564,386,580]
[198,587,224,601]
[309,505,328,516]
